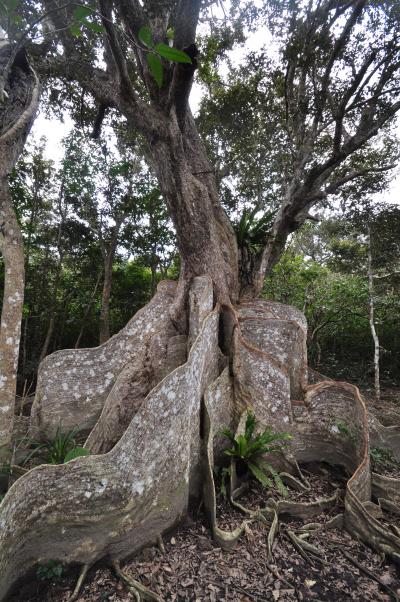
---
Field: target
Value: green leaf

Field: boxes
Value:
[147,53,163,88]
[245,412,256,441]
[236,434,247,458]
[74,5,93,21]
[263,462,288,497]
[64,446,90,463]
[70,24,82,37]
[53,564,63,577]
[218,427,236,445]
[0,0,17,14]
[138,25,153,48]
[155,43,192,64]
[220,474,227,498]
[83,20,104,34]
[248,462,272,488]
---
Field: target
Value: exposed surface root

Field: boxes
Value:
[12,480,400,601]
[112,560,162,602]
[67,563,89,602]
[2,280,400,600]
[203,401,249,550]
[29,280,179,440]
[0,279,221,600]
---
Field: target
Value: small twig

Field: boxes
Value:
[285,530,313,565]
[233,584,263,600]
[10,465,29,476]
[341,549,399,601]
[157,534,165,554]
[67,563,90,602]
[266,562,296,590]
[112,560,162,602]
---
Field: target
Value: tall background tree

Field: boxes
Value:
[0,23,39,465]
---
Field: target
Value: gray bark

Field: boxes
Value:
[2,278,400,600]
[0,43,39,465]
[99,254,113,345]
[0,177,25,465]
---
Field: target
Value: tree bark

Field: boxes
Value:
[0,177,25,464]
[0,43,39,466]
[3,277,400,601]
[147,113,239,317]
[99,252,114,344]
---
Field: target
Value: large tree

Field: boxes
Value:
[1,1,400,599]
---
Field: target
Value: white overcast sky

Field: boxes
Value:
[30,21,400,206]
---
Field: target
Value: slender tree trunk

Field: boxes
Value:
[0,177,25,464]
[75,268,103,348]
[21,312,29,379]
[38,180,67,363]
[38,315,55,365]
[99,253,114,345]
[38,263,63,363]
[367,226,380,402]
[21,187,41,378]
[150,260,157,296]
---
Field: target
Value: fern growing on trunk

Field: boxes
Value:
[219,412,292,497]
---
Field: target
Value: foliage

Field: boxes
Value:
[36,560,63,581]
[234,207,274,251]
[370,447,400,470]
[213,466,231,499]
[0,134,176,389]
[335,421,357,444]
[22,425,89,466]
[138,25,191,88]
[70,5,104,37]
[263,212,400,384]
[335,421,351,438]
[219,412,291,496]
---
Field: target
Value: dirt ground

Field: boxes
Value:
[6,387,400,602]
[9,459,400,602]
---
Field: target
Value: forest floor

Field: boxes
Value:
[8,389,400,602]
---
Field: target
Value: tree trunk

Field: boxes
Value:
[0,177,25,464]
[147,113,239,318]
[0,43,39,466]
[38,267,62,363]
[38,314,55,365]
[75,268,103,348]
[99,253,113,345]
[367,226,380,402]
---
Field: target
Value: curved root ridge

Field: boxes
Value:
[1,281,400,599]
[67,564,90,602]
[112,561,162,602]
